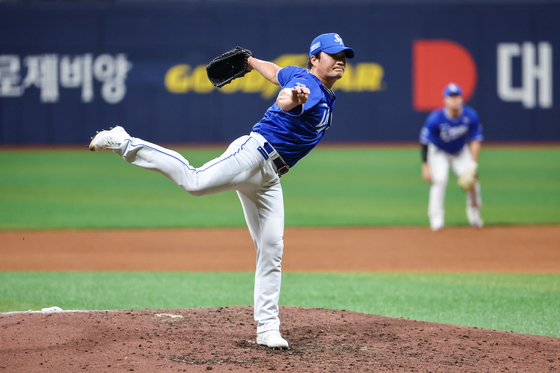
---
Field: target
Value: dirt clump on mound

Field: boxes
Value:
[1,306,558,373]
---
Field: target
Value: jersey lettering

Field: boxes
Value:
[440,123,469,142]
[315,103,331,133]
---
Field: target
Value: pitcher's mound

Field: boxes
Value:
[1,306,558,372]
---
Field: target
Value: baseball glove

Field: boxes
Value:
[206,46,253,88]
[457,163,478,191]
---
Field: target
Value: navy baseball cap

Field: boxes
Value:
[443,83,463,97]
[309,33,355,59]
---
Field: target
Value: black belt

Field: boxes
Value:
[258,142,289,176]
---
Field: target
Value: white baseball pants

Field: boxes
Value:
[115,131,284,334]
[427,143,482,229]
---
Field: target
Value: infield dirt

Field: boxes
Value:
[1,225,559,372]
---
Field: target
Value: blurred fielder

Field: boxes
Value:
[420,83,484,231]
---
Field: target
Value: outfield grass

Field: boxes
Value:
[1,272,558,338]
[0,146,559,229]
[1,146,558,339]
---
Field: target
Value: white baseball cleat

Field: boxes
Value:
[257,330,289,349]
[89,126,128,151]
[469,217,484,228]
[467,209,484,228]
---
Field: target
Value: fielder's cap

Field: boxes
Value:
[309,33,355,59]
[443,83,463,97]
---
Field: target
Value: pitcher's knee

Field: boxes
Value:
[180,181,209,197]
[262,239,284,265]
[186,188,206,197]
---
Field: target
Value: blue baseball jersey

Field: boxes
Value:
[419,105,483,155]
[252,66,336,168]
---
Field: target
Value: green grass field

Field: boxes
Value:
[1,145,559,337]
[1,272,558,337]
[1,146,559,229]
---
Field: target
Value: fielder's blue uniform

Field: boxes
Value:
[253,66,335,168]
[419,102,484,231]
[420,105,483,153]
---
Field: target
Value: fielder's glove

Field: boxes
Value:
[206,46,253,88]
[457,162,478,191]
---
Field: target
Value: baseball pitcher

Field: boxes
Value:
[420,83,484,231]
[89,33,355,349]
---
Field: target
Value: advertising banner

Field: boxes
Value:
[0,2,558,144]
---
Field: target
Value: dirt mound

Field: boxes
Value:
[1,306,558,372]
[2,226,559,371]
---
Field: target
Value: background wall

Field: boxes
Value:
[0,1,558,144]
